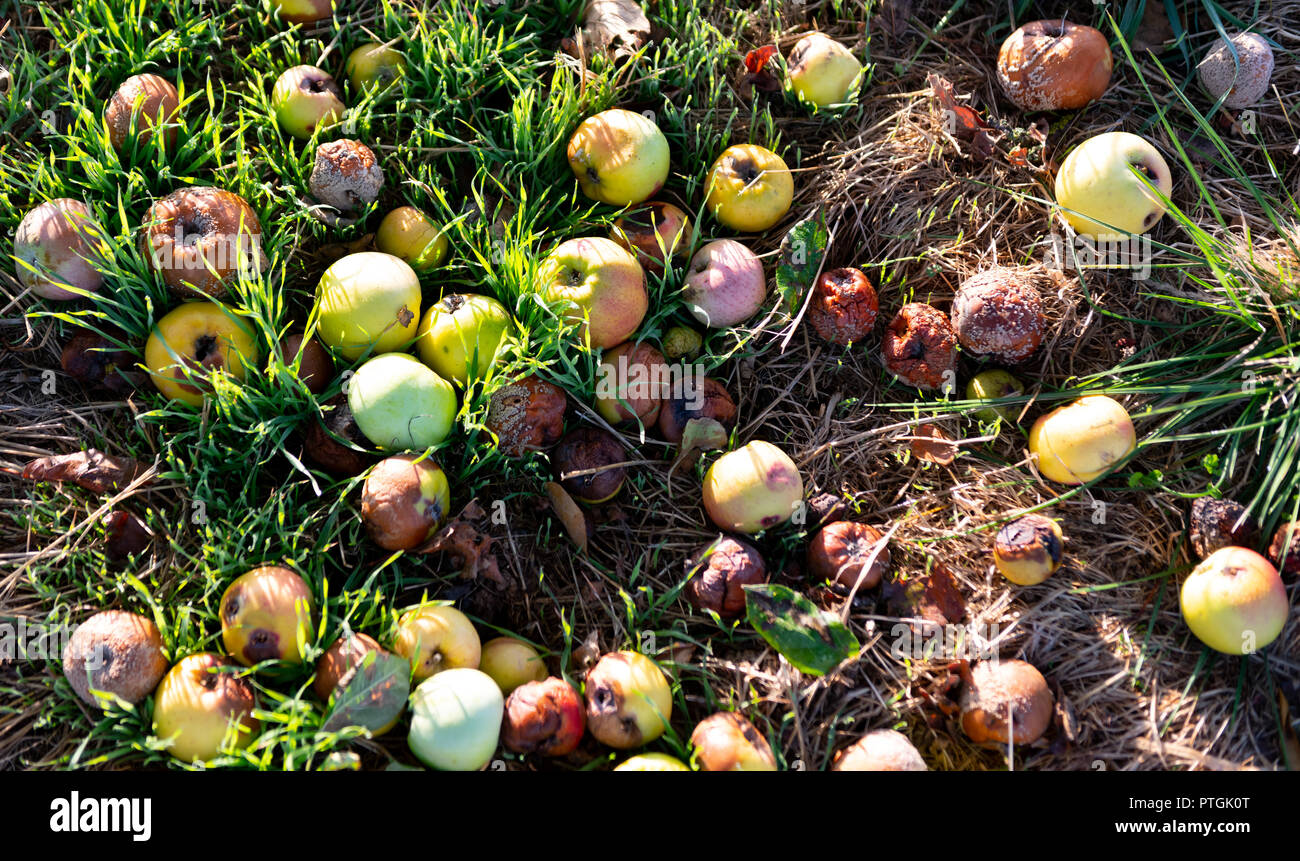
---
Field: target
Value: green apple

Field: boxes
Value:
[566,108,670,206]
[271,0,332,24]
[348,353,457,451]
[613,753,690,771]
[345,42,406,93]
[788,32,862,108]
[1054,131,1172,239]
[375,206,448,273]
[1180,547,1288,655]
[408,668,504,771]
[314,251,421,360]
[965,370,1024,422]
[539,237,648,350]
[702,440,804,533]
[271,65,345,140]
[415,293,513,385]
[479,637,547,695]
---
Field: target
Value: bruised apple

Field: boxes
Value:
[702,441,804,534]
[1028,395,1136,484]
[13,198,108,300]
[584,651,672,749]
[144,302,259,407]
[152,653,260,762]
[610,201,692,273]
[690,712,777,771]
[360,454,451,551]
[502,676,585,756]
[595,340,669,425]
[220,566,315,666]
[705,144,793,233]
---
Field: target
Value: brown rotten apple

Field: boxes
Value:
[595,341,669,426]
[304,393,375,477]
[993,514,1064,586]
[502,676,586,756]
[657,375,737,444]
[552,427,626,504]
[361,454,452,551]
[997,20,1113,111]
[220,566,315,666]
[1188,497,1257,561]
[806,521,890,590]
[685,535,768,617]
[960,659,1054,746]
[832,729,927,771]
[882,303,958,390]
[61,328,140,394]
[951,269,1045,364]
[584,651,672,749]
[105,73,181,153]
[313,631,385,701]
[1268,521,1300,577]
[62,610,169,708]
[610,201,692,274]
[807,267,878,345]
[278,333,332,394]
[143,186,266,299]
[690,712,777,771]
[308,139,384,214]
[486,374,568,456]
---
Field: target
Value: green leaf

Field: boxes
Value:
[775,212,829,314]
[322,650,411,734]
[744,584,859,676]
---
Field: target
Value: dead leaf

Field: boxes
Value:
[575,0,650,62]
[927,73,1000,162]
[416,499,505,585]
[104,510,152,562]
[742,44,782,93]
[545,481,590,553]
[882,557,967,625]
[22,449,151,494]
[669,417,728,475]
[571,629,601,672]
[909,423,957,465]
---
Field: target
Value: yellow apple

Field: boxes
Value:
[314,251,421,360]
[219,565,315,666]
[705,144,794,232]
[1054,131,1173,239]
[393,605,481,682]
[539,236,648,349]
[584,651,672,749]
[613,752,690,771]
[479,637,547,695]
[1029,394,1136,484]
[345,42,406,93]
[145,302,260,407]
[415,293,513,385]
[1180,547,1288,655]
[271,0,333,25]
[152,653,260,763]
[702,440,804,534]
[271,65,344,140]
[566,108,670,206]
[375,206,448,273]
[788,32,862,108]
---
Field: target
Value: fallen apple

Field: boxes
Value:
[361,454,451,551]
[539,237,648,350]
[657,375,737,444]
[314,251,421,359]
[220,565,314,666]
[347,353,457,451]
[787,32,862,108]
[375,205,448,273]
[1054,131,1172,239]
[143,186,265,300]
[832,729,927,771]
[415,293,513,385]
[62,610,168,708]
[705,144,793,233]
[308,138,384,214]
[1180,546,1287,655]
[345,42,406,93]
[661,325,702,361]
[613,752,690,771]
[610,201,692,273]
[152,653,260,763]
[393,604,481,682]
[479,636,547,695]
[271,65,345,140]
[1198,32,1274,109]
[681,238,766,328]
[408,667,503,771]
[595,340,669,425]
[13,198,108,300]
[997,20,1113,111]
[502,676,585,756]
[552,426,627,503]
[993,514,1064,586]
[567,108,670,206]
[806,267,878,345]
[271,0,332,24]
[105,73,180,153]
[1028,394,1136,484]
[702,440,804,534]
[313,631,384,702]
[806,521,890,590]
[951,268,1045,364]
[690,712,777,771]
[585,650,672,749]
[278,333,332,394]
[486,374,568,456]
[144,301,259,407]
[685,535,768,618]
[965,369,1024,422]
[959,659,1053,746]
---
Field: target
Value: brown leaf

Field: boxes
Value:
[669,417,728,475]
[416,499,505,586]
[570,629,601,673]
[927,73,999,162]
[578,0,650,62]
[882,558,966,625]
[545,481,589,553]
[742,44,782,93]
[104,509,152,562]
[875,0,913,39]
[909,422,957,465]
[22,449,151,494]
